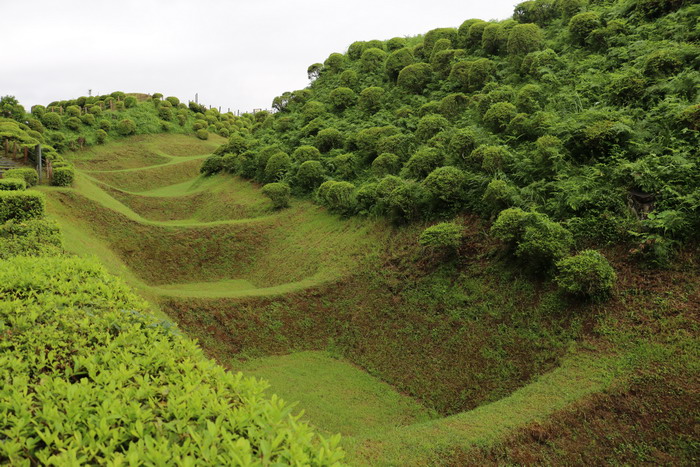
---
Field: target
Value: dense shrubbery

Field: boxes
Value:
[0,178,26,191]
[0,190,45,222]
[419,222,463,251]
[555,249,617,299]
[0,218,62,259]
[3,168,38,187]
[52,166,75,186]
[116,118,136,136]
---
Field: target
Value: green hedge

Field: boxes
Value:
[0,190,45,222]
[52,166,75,187]
[0,178,26,191]
[3,168,38,187]
[0,218,62,259]
[0,255,344,465]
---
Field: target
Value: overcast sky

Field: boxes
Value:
[1,0,518,114]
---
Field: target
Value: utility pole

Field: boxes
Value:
[88,89,92,97]
[195,93,198,104]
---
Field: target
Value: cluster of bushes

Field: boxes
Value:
[204,0,698,267]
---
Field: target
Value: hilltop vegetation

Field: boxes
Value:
[204,0,699,270]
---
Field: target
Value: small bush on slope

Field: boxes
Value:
[0,255,344,465]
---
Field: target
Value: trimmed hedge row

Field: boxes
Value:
[0,218,62,259]
[3,168,38,187]
[0,178,26,191]
[0,190,45,223]
[0,255,344,464]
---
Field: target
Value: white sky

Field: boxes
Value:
[1,0,518,113]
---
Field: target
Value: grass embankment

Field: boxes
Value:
[44,134,699,465]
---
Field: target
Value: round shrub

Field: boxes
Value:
[318,181,357,215]
[329,87,357,111]
[330,153,356,180]
[339,69,359,88]
[200,155,223,176]
[397,63,433,93]
[468,21,489,47]
[115,101,125,111]
[643,49,683,77]
[99,119,111,131]
[264,151,292,182]
[384,180,430,223]
[116,119,136,136]
[507,23,544,55]
[469,145,510,172]
[448,128,479,165]
[26,118,44,134]
[65,105,81,117]
[31,104,46,119]
[347,41,367,60]
[449,58,495,92]
[386,36,407,51]
[377,133,414,160]
[555,250,616,299]
[371,153,401,176]
[3,168,38,187]
[360,47,387,72]
[123,96,137,108]
[483,102,517,133]
[166,96,180,106]
[41,112,62,130]
[65,117,82,131]
[52,166,75,187]
[515,84,545,113]
[87,105,102,116]
[401,147,444,179]
[419,222,463,251]
[195,129,209,140]
[296,160,325,191]
[386,48,414,81]
[80,113,96,126]
[316,128,343,152]
[679,104,700,130]
[324,52,345,72]
[302,100,326,122]
[482,179,521,214]
[159,106,174,121]
[416,114,450,142]
[424,27,457,56]
[261,182,291,209]
[358,87,385,112]
[482,23,507,55]
[355,182,379,214]
[439,93,468,119]
[293,145,322,163]
[422,166,468,212]
[96,129,108,144]
[568,12,601,45]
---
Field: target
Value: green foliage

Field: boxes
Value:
[316,128,343,152]
[372,153,401,177]
[293,145,322,163]
[0,190,45,222]
[116,118,136,136]
[96,128,108,144]
[329,87,357,111]
[491,208,574,271]
[424,28,457,56]
[397,63,433,93]
[41,112,62,130]
[483,102,518,132]
[416,114,450,141]
[401,147,444,179]
[0,178,26,191]
[80,113,96,126]
[568,11,601,45]
[296,160,325,191]
[449,59,496,92]
[386,48,414,81]
[65,116,81,130]
[482,23,507,55]
[555,249,616,299]
[262,182,291,209]
[0,218,62,259]
[507,23,544,55]
[418,222,463,251]
[124,95,138,108]
[52,166,75,187]
[264,151,292,182]
[195,129,209,140]
[422,166,468,213]
[318,180,357,215]
[643,48,683,77]
[360,47,387,73]
[359,87,385,112]
[200,155,223,176]
[3,168,38,187]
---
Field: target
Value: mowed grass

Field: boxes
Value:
[65,134,224,171]
[232,351,437,437]
[83,157,205,193]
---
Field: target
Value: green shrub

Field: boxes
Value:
[316,128,344,152]
[124,95,137,108]
[52,166,75,187]
[324,52,345,72]
[116,118,136,136]
[0,190,45,222]
[397,63,433,93]
[0,255,343,464]
[196,129,209,140]
[385,48,414,81]
[264,151,292,182]
[99,119,111,131]
[302,100,326,122]
[296,160,325,191]
[515,84,545,113]
[386,36,407,51]
[401,147,444,179]
[439,93,469,119]
[679,103,700,130]
[482,23,507,55]
[469,145,510,172]
[360,47,387,72]
[419,222,463,251]
[65,116,81,131]
[449,58,496,92]
[293,145,322,162]
[65,105,81,117]
[359,87,385,112]
[26,117,44,133]
[483,102,517,132]
[568,12,600,45]
[339,69,359,88]
[448,128,479,165]
[643,49,683,77]
[555,250,616,299]
[159,106,174,121]
[491,208,573,271]
[416,114,450,141]
[331,153,357,179]
[0,218,62,259]
[318,181,357,215]
[200,155,223,175]
[423,27,457,56]
[87,105,102,116]
[220,153,242,173]
[467,21,489,47]
[507,23,544,55]
[482,178,521,215]
[3,168,38,187]
[384,180,430,223]
[166,96,180,106]
[372,153,401,177]
[0,178,26,191]
[96,129,108,144]
[115,100,125,110]
[80,113,96,126]
[422,166,468,212]
[329,87,357,110]
[262,182,291,209]
[41,112,62,130]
